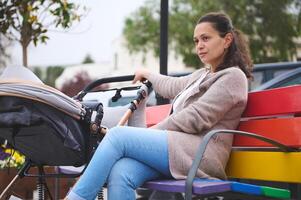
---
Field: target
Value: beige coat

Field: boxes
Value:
[147,67,248,179]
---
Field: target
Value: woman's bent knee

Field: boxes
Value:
[107,158,139,189]
[104,126,128,148]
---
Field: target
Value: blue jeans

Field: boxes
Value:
[67,126,172,200]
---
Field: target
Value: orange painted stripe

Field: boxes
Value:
[234,117,301,147]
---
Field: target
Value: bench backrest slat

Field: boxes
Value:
[242,85,301,118]
[235,117,301,147]
[145,86,301,127]
[226,151,301,183]
[145,104,170,127]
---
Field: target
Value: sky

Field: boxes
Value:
[9,0,146,67]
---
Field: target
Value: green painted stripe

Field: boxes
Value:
[262,186,291,199]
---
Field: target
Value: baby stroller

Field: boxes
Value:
[0,66,150,200]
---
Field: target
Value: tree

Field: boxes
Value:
[33,66,43,80]
[44,65,64,87]
[123,0,301,67]
[0,34,11,68]
[0,0,85,67]
[82,54,94,64]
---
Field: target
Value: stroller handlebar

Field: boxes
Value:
[83,75,135,93]
[74,75,153,102]
[74,75,135,101]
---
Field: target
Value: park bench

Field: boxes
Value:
[143,85,301,200]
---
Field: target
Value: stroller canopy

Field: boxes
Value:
[0,66,86,119]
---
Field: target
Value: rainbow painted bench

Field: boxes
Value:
[143,85,301,200]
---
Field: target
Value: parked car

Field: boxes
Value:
[253,67,301,91]
[250,61,301,90]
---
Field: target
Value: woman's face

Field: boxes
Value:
[193,22,232,70]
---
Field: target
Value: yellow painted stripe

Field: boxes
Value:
[226,151,301,183]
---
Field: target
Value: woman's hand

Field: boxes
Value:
[133,68,151,84]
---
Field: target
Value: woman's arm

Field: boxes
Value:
[133,68,198,99]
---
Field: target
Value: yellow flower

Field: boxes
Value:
[4,149,12,154]
[2,148,25,169]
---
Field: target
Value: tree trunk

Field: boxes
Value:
[22,44,28,67]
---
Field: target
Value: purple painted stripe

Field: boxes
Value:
[143,179,231,195]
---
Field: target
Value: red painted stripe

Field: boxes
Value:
[243,85,301,118]
[145,104,171,127]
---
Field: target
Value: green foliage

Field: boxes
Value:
[82,54,94,64]
[44,66,64,87]
[33,67,43,80]
[123,1,160,58]
[123,0,301,68]
[32,66,63,87]
[0,0,85,67]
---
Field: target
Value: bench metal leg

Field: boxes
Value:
[148,191,184,200]
[288,183,301,200]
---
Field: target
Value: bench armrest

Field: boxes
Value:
[184,129,299,200]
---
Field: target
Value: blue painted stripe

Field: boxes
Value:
[231,182,262,195]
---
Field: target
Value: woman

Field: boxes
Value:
[66,12,253,200]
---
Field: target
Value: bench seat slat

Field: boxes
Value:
[143,179,231,195]
[144,179,291,198]
[226,151,301,183]
[231,182,290,198]
[231,182,261,195]
[262,186,291,199]
[235,117,301,147]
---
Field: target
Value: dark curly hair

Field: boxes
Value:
[197,12,253,79]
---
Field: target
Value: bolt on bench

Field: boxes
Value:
[143,85,301,200]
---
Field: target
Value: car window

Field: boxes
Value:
[250,68,298,90]
[273,69,292,77]
[251,62,301,89]
[271,75,301,89]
